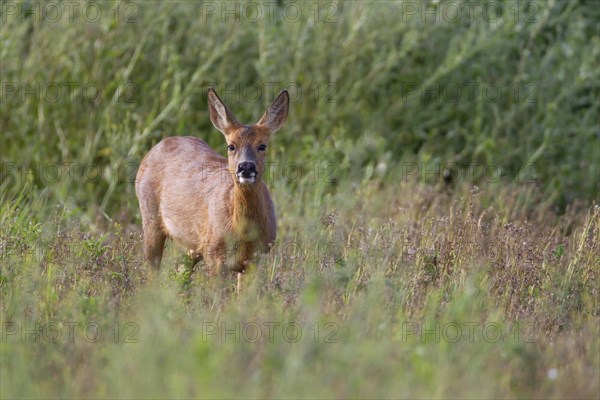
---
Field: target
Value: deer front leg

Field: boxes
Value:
[204,240,227,276]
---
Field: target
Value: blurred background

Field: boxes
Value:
[1,0,598,223]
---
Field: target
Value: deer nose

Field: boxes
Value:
[237,162,257,178]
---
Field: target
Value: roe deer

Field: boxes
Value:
[135,88,289,277]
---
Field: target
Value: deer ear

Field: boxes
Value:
[208,88,239,134]
[257,90,289,134]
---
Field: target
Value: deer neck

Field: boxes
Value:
[231,183,265,240]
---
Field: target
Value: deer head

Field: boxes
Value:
[208,88,289,185]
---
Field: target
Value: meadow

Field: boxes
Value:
[1,1,599,398]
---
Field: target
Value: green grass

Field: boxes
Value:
[1,181,599,398]
[1,0,598,214]
[1,1,599,398]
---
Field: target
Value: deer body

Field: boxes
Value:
[135,89,289,273]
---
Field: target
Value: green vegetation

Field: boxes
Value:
[2,182,599,398]
[1,1,599,398]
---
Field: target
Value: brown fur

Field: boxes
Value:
[135,89,289,273]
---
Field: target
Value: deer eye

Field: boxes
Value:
[227,144,236,151]
[258,144,267,151]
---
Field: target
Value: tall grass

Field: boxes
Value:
[1,1,599,398]
[1,180,599,398]
[1,0,598,218]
